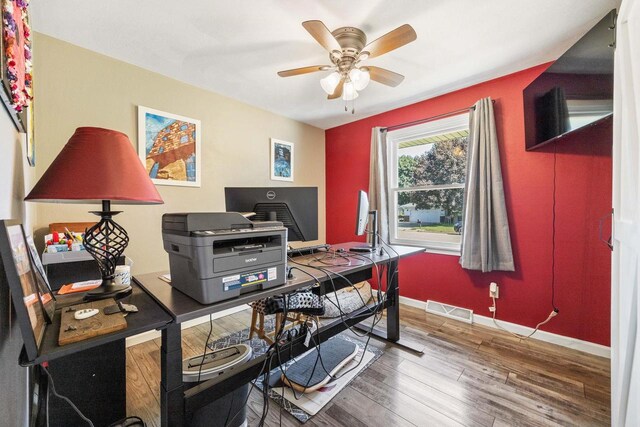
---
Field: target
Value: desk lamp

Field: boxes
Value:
[25,127,163,299]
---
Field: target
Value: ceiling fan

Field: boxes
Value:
[278,20,417,105]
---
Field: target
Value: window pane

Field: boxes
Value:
[397,134,468,187]
[396,188,464,244]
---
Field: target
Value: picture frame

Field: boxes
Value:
[0,220,50,361]
[270,138,294,182]
[138,106,201,187]
[0,0,33,135]
[25,234,55,316]
[25,75,35,166]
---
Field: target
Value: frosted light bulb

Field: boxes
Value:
[350,68,370,91]
[349,68,362,82]
[342,82,359,101]
[320,72,341,94]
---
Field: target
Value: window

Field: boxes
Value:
[387,113,469,254]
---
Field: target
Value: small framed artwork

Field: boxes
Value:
[270,138,294,182]
[138,106,201,187]
[0,220,51,360]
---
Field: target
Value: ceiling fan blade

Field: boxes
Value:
[302,20,342,53]
[363,24,417,59]
[277,66,328,77]
[367,66,405,87]
[328,77,345,99]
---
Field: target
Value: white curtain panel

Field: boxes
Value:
[368,127,390,243]
[612,1,640,425]
[459,97,515,272]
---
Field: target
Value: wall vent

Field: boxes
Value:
[425,300,473,324]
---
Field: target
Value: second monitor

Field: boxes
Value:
[224,187,318,242]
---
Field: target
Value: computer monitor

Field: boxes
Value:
[224,187,318,242]
[350,190,378,253]
[355,190,369,236]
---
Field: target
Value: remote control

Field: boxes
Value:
[74,308,99,320]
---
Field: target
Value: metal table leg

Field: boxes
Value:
[356,257,425,353]
[161,323,184,427]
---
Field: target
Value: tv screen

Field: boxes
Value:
[523,10,615,150]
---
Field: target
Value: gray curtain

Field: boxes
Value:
[460,97,514,272]
[368,127,389,243]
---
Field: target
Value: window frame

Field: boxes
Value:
[387,112,470,255]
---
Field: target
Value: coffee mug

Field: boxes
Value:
[114,265,131,287]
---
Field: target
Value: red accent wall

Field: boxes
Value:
[325,64,612,346]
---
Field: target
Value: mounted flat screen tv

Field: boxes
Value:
[523,10,615,150]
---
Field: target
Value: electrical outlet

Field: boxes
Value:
[489,282,499,298]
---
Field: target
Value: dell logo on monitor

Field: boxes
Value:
[245,258,257,263]
[266,191,276,200]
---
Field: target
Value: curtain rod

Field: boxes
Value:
[381,99,496,132]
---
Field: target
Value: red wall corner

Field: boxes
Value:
[325,64,612,346]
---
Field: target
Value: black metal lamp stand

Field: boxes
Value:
[84,200,131,300]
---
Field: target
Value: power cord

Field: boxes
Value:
[239,243,398,425]
[197,314,214,383]
[41,365,95,427]
[490,142,561,340]
[288,255,388,378]
[550,141,560,312]
[490,295,558,340]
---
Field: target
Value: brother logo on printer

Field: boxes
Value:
[245,258,257,263]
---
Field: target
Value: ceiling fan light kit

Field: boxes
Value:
[320,71,341,94]
[278,20,417,112]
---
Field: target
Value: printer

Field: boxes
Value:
[162,212,287,304]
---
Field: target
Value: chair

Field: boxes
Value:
[249,299,314,345]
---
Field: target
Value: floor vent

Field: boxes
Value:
[425,300,473,324]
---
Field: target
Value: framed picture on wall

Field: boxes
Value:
[137,106,201,187]
[270,138,294,182]
[0,0,33,135]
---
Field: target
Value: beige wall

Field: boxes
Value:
[33,33,326,275]
[0,85,33,426]
[0,108,35,228]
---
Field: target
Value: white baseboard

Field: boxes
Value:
[398,295,610,359]
[399,295,427,309]
[125,304,251,347]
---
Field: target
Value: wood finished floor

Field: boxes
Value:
[126,305,611,426]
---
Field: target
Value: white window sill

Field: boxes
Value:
[390,240,461,257]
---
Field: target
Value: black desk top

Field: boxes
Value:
[21,280,173,365]
[136,242,423,324]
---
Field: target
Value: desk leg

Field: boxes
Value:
[161,323,184,427]
[356,258,425,354]
[386,257,401,341]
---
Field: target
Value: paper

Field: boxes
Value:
[58,280,101,295]
[71,280,102,289]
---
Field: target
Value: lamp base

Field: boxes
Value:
[84,279,132,301]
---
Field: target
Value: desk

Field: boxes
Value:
[136,242,424,427]
[19,281,173,426]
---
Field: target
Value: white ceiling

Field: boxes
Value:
[31,0,618,129]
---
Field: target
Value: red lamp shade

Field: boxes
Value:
[25,127,163,204]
